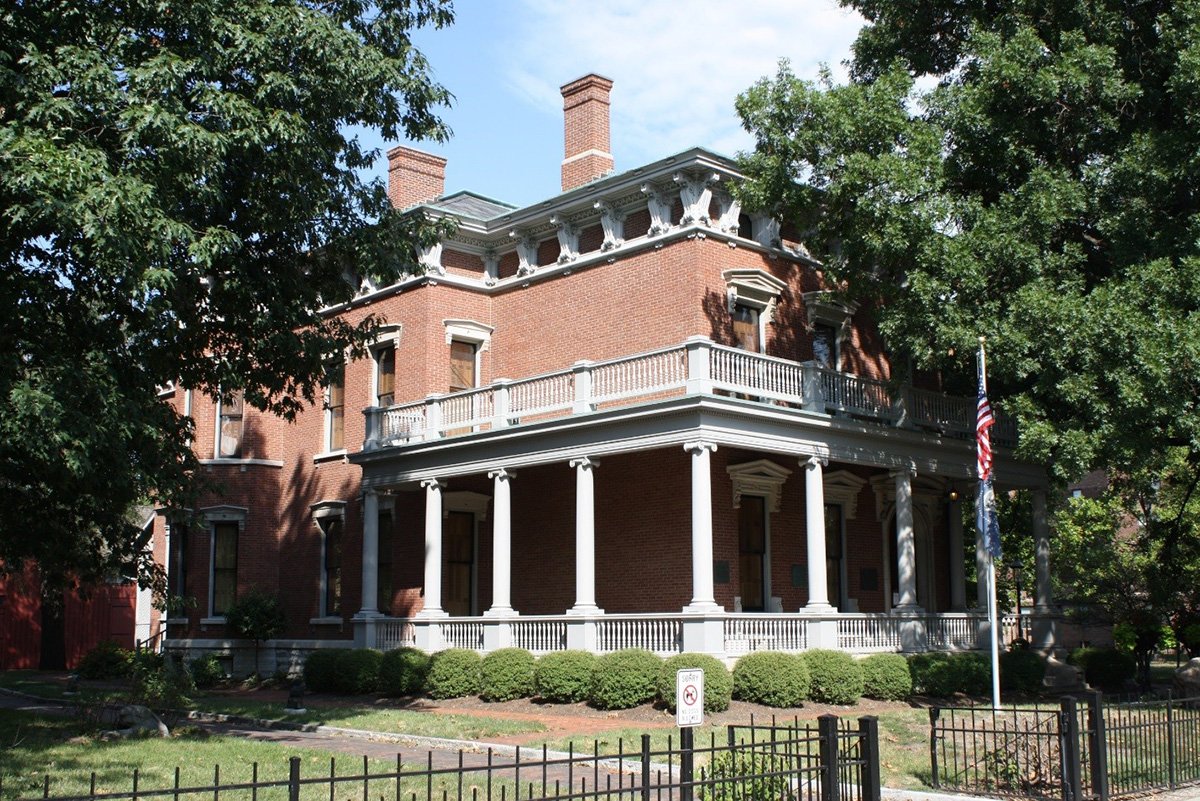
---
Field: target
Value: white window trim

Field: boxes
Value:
[213,391,246,460]
[442,319,493,351]
[370,324,403,407]
[723,268,787,329]
[201,506,247,619]
[312,500,347,619]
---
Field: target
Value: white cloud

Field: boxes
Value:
[504,0,865,163]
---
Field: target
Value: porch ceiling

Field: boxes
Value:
[352,394,1046,490]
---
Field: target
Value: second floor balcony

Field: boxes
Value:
[362,337,1017,452]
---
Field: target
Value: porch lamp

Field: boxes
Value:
[1007,558,1025,643]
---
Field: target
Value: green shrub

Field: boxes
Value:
[802,649,863,705]
[1000,650,1046,694]
[732,652,810,707]
[303,648,348,693]
[333,649,382,695]
[77,640,133,679]
[134,657,194,708]
[861,654,912,701]
[908,652,990,698]
[480,648,536,701]
[378,648,430,696]
[699,747,793,801]
[589,649,662,710]
[426,649,483,699]
[190,654,226,689]
[1078,648,1136,692]
[535,651,597,703]
[1181,623,1200,658]
[224,589,286,677]
[658,654,732,712]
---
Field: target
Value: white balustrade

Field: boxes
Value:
[723,614,808,656]
[363,339,1016,450]
[511,619,568,654]
[837,614,905,652]
[377,618,417,650]
[591,347,688,404]
[925,614,982,650]
[596,615,682,655]
[441,620,485,651]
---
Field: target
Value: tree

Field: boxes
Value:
[736,4,1200,660]
[0,0,453,591]
[225,588,286,678]
[735,2,1200,491]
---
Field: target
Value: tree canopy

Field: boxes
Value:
[736,0,1199,488]
[735,0,1200,642]
[1,0,453,591]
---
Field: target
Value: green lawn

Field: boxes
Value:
[191,697,546,739]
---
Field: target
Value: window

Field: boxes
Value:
[812,323,838,369]
[324,362,345,451]
[824,504,845,609]
[217,390,244,458]
[322,518,343,616]
[211,522,238,616]
[732,303,762,353]
[377,509,393,614]
[375,346,396,407]
[449,340,477,392]
[167,522,188,603]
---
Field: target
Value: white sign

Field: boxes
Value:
[676,668,704,727]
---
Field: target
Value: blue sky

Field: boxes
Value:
[364,0,866,209]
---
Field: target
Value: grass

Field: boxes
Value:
[191,697,546,739]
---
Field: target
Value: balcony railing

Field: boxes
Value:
[364,337,1017,449]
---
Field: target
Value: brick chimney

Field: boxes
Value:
[560,74,614,192]
[387,145,447,209]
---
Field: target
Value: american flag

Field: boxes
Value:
[976,343,1001,558]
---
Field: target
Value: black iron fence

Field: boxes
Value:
[929,693,1200,800]
[5,716,880,801]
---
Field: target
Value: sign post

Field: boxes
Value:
[676,669,704,801]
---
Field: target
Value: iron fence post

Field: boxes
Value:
[680,727,694,801]
[1088,692,1109,801]
[928,707,941,789]
[1060,696,1082,801]
[641,734,651,801]
[859,716,881,801]
[288,757,301,801]
[1167,693,1177,789]
[819,714,841,801]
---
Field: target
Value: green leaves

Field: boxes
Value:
[0,0,453,588]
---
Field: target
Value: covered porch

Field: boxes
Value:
[349,339,1057,660]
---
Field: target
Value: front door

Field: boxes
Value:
[738,496,767,611]
[443,511,474,616]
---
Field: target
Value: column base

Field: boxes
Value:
[414,608,449,620]
[482,607,518,618]
[566,604,604,616]
[682,601,724,614]
[801,602,836,615]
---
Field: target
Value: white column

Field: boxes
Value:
[948,490,967,611]
[803,456,833,611]
[417,479,447,618]
[484,469,515,616]
[683,441,720,612]
[1032,489,1053,610]
[568,457,603,614]
[894,468,920,609]
[359,490,379,615]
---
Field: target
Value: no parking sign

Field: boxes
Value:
[675,668,704,727]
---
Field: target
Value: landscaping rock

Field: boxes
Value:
[1173,658,1200,700]
[100,704,169,739]
[1042,653,1084,692]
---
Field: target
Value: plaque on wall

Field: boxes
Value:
[791,564,805,588]
[860,567,879,591]
[713,560,730,584]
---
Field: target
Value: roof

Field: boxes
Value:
[428,191,517,220]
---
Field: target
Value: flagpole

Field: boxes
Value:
[980,336,1002,709]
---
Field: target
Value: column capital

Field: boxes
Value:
[569,456,600,470]
[684,440,717,455]
[487,467,517,481]
[889,461,917,479]
[420,478,446,491]
[803,455,828,469]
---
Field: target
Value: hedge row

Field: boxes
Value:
[301,647,939,707]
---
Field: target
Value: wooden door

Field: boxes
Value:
[443,511,474,617]
[738,496,766,611]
